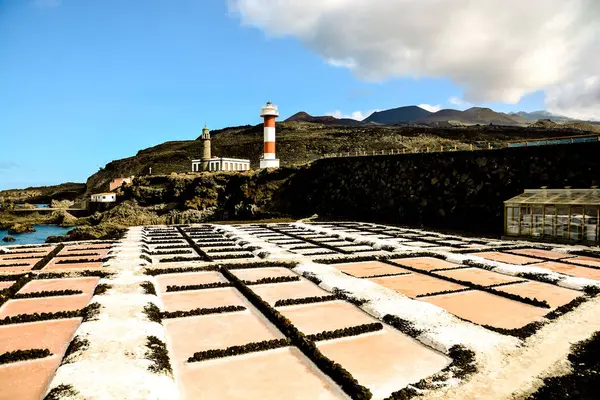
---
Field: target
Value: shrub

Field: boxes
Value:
[62,336,89,364]
[289,245,320,250]
[144,265,219,276]
[313,255,378,265]
[14,289,83,299]
[151,250,193,256]
[545,296,589,320]
[44,384,78,400]
[516,272,561,285]
[93,284,112,295]
[301,272,322,285]
[144,303,162,323]
[416,287,473,298]
[58,253,101,257]
[141,281,157,295]
[275,295,338,307]
[161,305,246,319]
[244,276,300,285]
[0,262,31,267]
[166,282,232,292]
[0,348,51,364]
[307,323,383,342]
[211,253,254,260]
[0,303,100,325]
[206,248,246,253]
[302,251,338,257]
[362,272,412,279]
[154,245,190,250]
[55,258,107,265]
[146,336,172,375]
[383,315,424,338]
[158,256,202,263]
[140,254,152,263]
[188,338,291,363]
[584,285,600,296]
[481,320,545,340]
[67,246,111,252]
[444,345,477,379]
[81,303,101,322]
[37,270,113,280]
[2,255,43,260]
[332,288,368,306]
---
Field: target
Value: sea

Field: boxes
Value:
[0,225,73,245]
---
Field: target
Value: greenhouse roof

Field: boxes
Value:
[505,188,600,205]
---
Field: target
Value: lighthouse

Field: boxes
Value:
[259,101,280,169]
[200,125,211,171]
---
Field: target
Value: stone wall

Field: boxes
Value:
[279,142,600,235]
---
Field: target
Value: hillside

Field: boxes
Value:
[363,106,432,124]
[284,111,362,126]
[0,182,86,204]
[84,122,596,196]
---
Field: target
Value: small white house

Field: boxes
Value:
[90,193,116,203]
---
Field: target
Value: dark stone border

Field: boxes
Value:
[165,282,232,292]
[244,276,300,285]
[0,348,51,365]
[307,323,383,342]
[220,266,373,400]
[187,338,291,363]
[14,289,83,299]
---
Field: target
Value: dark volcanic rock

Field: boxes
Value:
[2,236,15,242]
[7,223,36,235]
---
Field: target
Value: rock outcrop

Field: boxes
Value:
[7,223,36,234]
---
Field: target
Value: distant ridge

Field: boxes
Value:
[510,110,573,123]
[363,106,432,124]
[284,106,597,128]
[284,111,363,126]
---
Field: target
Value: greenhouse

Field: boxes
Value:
[504,188,600,245]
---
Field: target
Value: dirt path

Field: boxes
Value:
[422,296,600,400]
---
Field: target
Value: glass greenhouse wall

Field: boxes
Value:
[504,188,600,245]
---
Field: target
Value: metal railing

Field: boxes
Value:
[321,143,497,159]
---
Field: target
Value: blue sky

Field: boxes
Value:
[0,0,547,190]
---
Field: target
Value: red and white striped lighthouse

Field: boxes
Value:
[259,101,280,169]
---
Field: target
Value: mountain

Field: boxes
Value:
[284,111,363,126]
[363,106,432,124]
[511,111,573,123]
[415,107,524,126]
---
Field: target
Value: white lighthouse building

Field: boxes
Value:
[259,101,280,169]
[191,125,250,172]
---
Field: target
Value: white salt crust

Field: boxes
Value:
[46,227,180,400]
[38,222,600,399]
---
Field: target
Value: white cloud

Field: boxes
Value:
[417,104,441,113]
[448,96,473,110]
[228,0,600,119]
[32,0,61,8]
[325,110,380,121]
